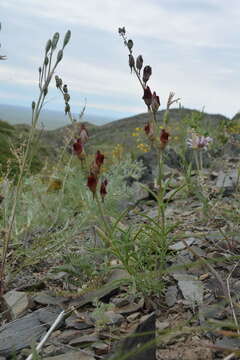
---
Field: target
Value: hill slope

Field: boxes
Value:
[0,108,234,175]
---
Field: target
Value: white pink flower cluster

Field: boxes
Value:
[187,132,213,150]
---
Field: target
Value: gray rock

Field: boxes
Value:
[65,314,93,330]
[111,295,130,308]
[169,238,195,251]
[216,336,240,349]
[3,290,30,319]
[0,307,62,356]
[43,351,95,360]
[34,293,65,306]
[173,274,204,307]
[216,170,238,194]
[165,285,178,307]
[68,280,127,308]
[109,313,156,360]
[130,181,149,202]
[91,342,109,355]
[127,312,141,322]
[90,311,124,326]
[0,311,46,357]
[69,334,99,347]
[115,298,144,315]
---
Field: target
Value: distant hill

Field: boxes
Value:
[0,104,114,130]
[86,108,230,152]
[0,107,236,176]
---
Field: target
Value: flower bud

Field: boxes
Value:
[73,138,86,160]
[127,39,133,51]
[55,75,62,88]
[39,67,42,74]
[44,55,49,66]
[142,65,152,84]
[118,27,126,35]
[144,122,154,142]
[64,93,70,103]
[57,49,63,63]
[160,129,170,149]
[63,30,71,48]
[142,86,152,109]
[129,54,135,73]
[32,101,36,112]
[45,39,52,54]
[151,91,160,113]
[63,84,68,93]
[52,32,60,50]
[136,55,143,74]
[87,174,98,199]
[95,150,105,167]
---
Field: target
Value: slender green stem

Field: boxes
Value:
[95,194,111,236]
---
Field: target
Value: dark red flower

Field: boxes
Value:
[100,179,108,202]
[95,150,105,167]
[144,123,150,135]
[87,174,98,198]
[142,86,152,108]
[160,129,170,149]
[144,121,154,141]
[73,139,83,155]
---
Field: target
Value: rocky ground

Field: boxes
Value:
[0,139,240,360]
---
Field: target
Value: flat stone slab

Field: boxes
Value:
[3,290,30,319]
[216,170,238,189]
[0,307,62,357]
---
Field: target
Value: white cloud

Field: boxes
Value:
[1,0,240,118]
[3,0,240,48]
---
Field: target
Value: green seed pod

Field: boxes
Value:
[57,49,63,63]
[52,32,60,50]
[45,39,52,54]
[44,56,49,66]
[63,30,71,48]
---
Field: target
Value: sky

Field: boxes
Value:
[1,0,240,121]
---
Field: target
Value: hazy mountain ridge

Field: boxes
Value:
[0,104,115,130]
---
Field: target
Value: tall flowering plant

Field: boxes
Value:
[118,27,180,189]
